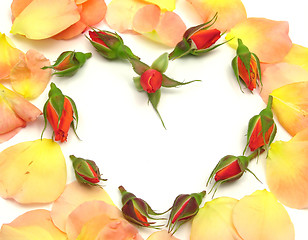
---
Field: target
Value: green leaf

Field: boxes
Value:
[162,74,201,88]
[151,52,169,73]
[148,90,166,129]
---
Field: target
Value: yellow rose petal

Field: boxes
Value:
[0,139,66,203]
[0,209,67,240]
[271,81,308,136]
[11,0,80,39]
[232,189,294,240]
[226,18,292,63]
[147,230,180,240]
[143,0,175,11]
[266,131,308,208]
[190,197,242,240]
[283,44,308,72]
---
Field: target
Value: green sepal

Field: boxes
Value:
[87,36,118,60]
[151,52,169,73]
[42,51,73,70]
[48,83,65,126]
[41,100,49,140]
[162,74,201,88]
[129,58,150,75]
[133,77,143,91]
[65,95,79,140]
[168,38,192,60]
[231,56,243,92]
[148,90,166,129]
[251,52,262,89]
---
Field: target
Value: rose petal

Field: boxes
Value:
[66,200,121,240]
[76,212,143,240]
[190,197,242,240]
[51,180,114,232]
[155,11,186,47]
[226,18,292,63]
[266,130,308,209]
[259,62,308,102]
[0,83,41,140]
[79,0,107,26]
[106,0,147,32]
[10,49,52,99]
[186,0,247,32]
[232,189,295,240]
[11,0,33,21]
[133,5,161,33]
[52,20,87,40]
[147,230,180,240]
[283,44,308,72]
[0,33,23,80]
[11,0,80,39]
[0,209,67,240]
[0,139,67,203]
[143,0,175,11]
[271,81,308,136]
[0,127,22,144]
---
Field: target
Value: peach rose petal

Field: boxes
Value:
[0,139,67,204]
[226,18,292,63]
[106,0,147,32]
[66,200,121,239]
[0,83,41,141]
[186,0,247,32]
[143,0,175,11]
[155,11,186,47]
[283,44,308,72]
[259,62,308,102]
[10,49,51,100]
[79,0,107,26]
[0,209,67,240]
[133,5,161,33]
[147,230,180,240]
[76,0,88,4]
[271,81,308,136]
[266,130,308,209]
[11,0,33,20]
[232,189,295,240]
[11,0,80,39]
[0,33,24,80]
[190,197,242,240]
[51,180,114,232]
[52,21,87,40]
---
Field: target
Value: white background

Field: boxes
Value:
[0,0,308,239]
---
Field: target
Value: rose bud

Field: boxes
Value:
[87,29,139,60]
[140,69,163,93]
[41,83,78,142]
[207,154,262,196]
[232,38,262,92]
[166,190,206,234]
[169,14,227,60]
[244,95,277,153]
[119,186,164,228]
[130,52,200,129]
[42,51,92,77]
[70,155,106,186]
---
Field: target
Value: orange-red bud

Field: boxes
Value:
[140,69,162,93]
[237,56,258,91]
[190,29,221,50]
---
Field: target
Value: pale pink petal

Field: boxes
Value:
[10,49,52,100]
[66,200,122,239]
[186,0,247,32]
[133,5,161,33]
[155,11,186,47]
[259,62,308,102]
[147,230,180,240]
[106,0,147,32]
[0,209,67,239]
[0,127,22,144]
[226,18,292,63]
[51,180,114,232]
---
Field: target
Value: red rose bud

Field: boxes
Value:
[167,191,206,234]
[87,29,139,60]
[232,38,262,92]
[140,69,163,93]
[41,83,78,142]
[42,51,91,77]
[169,14,227,60]
[190,28,221,50]
[70,155,106,186]
[245,95,277,153]
[119,186,165,228]
[207,154,262,196]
